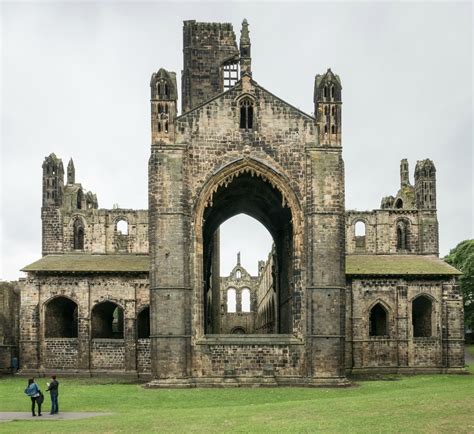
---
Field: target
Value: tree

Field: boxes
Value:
[444,240,474,335]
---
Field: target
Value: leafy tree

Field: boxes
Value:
[444,240,474,334]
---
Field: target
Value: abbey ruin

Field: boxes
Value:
[13,20,464,386]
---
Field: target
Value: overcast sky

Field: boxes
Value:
[1,2,472,280]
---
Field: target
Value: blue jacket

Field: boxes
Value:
[24,383,40,397]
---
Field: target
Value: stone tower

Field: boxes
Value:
[314,68,342,146]
[181,20,239,113]
[239,19,251,76]
[415,159,438,254]
[150,68,178,144]
[67,158,75,185]
[400,158,410,187]
[42,154,64,255]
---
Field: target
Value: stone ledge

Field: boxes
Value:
[195,334,304,345]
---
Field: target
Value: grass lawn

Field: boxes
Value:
[0,369,473,433]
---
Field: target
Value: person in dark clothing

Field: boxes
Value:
[46,375,59,414]
[24,378,42,416]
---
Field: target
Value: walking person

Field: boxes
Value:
[24,378,42,417]
[46,375,59,414]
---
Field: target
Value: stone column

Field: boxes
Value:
[211,229,221,334]
[148,143,191,386]
[19,279,41,371]
[77,280,91,371]
[396,283,409,368]
[306,146,348,385]
[124,300,137,372]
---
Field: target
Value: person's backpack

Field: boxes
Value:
[37,389,44,404]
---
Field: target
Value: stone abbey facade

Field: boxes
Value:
[19,20,464,386]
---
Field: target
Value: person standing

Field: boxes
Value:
[46,375,59,414]
[24,378,42,417]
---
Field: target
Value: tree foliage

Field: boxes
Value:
[444,239,474,332]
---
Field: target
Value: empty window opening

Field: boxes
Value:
[240,99,254,129]
[355,221,366,249]
[323,86,328,98]
[227,288,237,313]
[45,297,78,338]
[395,198,403,209]
[324,106,329,115]
[324,125,328,134]
[91,301,124,339]
[369,303,388,336]
[223,62,239,90]
[164,83,169,96]
[77,189,83,209]
[137,307,150,339]
[158,103,163,113]
[165,122,169,133]
[331,124,336,134]
[331,106,336,116]
[231,327,245,334]
[331,85,335,98]
[158,122,162,132]
[412,296,432,337]
[116,219,128,235]
[235,270,241,279]
[73,219,84,250]
[241,288,251,312]
[397,221,408,251]
[157,83,161,95]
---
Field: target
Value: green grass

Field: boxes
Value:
[467,344,474,358]
[0,373,473,433]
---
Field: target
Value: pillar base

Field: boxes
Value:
[144,378,193,389]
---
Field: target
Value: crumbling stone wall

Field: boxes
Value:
[0,282,20,372]
[346,277,464,373]
[19,274,149,374]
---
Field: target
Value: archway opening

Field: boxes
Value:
[412,296,432,337]
[91,301,124,339]
[137,307,150,339]
[202,170,294,335]
[369,303,388,337]
[45,297,78,338]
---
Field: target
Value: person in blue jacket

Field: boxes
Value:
[24,378,42,416]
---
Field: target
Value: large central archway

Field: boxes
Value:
[194,159,303,336]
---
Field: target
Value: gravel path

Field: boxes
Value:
[0,412,112,422]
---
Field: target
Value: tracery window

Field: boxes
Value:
[240,98,254,129]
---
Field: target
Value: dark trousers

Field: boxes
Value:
[31,397,41,415]
[50,394,59,414]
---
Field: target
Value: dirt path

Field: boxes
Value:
[0,412,112,422]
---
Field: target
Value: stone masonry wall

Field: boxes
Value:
[44,338,78,369]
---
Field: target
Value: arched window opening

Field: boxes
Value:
[369,303,388,336]
[232,327,245,334]
[397,221,409,251]
[165,104,169,114]
[235,270,241,279]
[73,218,84,250]
[158,103,163,113]
[157,83,161,95]
[165,122,169,133]
[91,301,124,339]
[331,124,336,134]
[412,296,432,337]
[324,106,329,115]
[240,98,254,129]
[355,221,366,249]
[158,122,162,132]
[116,219,128,235]
[137,307,150,339]
[45,297,78,338]
[323,86,328,98]
[324,124,328,134]
[331,106,336,116]
[164,83,169,96]
[241,288,251,312]
[395,198,403,209]
[331,85,335,98]
[77,189,83,209]
[227,288,236,313]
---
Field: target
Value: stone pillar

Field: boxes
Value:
[77,281,90,371]
[148,143,191,386]
[306,146,348,385]
[211,229,221,334]
[124,302,137,372]
[396,283,409,368]
[19,279,40,371]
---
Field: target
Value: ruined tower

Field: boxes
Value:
[181,20,239,113]
[67,158,75,185]
[42,154,64,255]
[314,69,342,146]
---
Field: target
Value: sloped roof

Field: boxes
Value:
[23,254,461,277]
[22,254,149,273]
[346,255,461,276]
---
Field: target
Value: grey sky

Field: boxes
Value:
[1,2,472,280]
